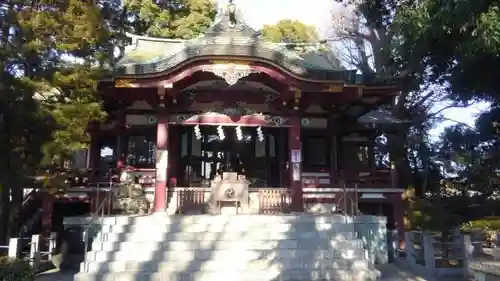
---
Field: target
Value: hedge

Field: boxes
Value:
[461,216,500,232]
[0,257,35,281]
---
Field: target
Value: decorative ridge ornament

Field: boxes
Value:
[202,63,259,86]
[227,0,237,29]
[115,79,137,88]
[207,0,257,36]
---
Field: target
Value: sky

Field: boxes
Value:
[216,0,333,35]
[216,0,488,138]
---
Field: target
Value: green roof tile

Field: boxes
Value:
[115,3,358,83]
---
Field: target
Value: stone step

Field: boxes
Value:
[69,214,365,227]
[90,239,362,252]
[97,221,358,234]
[84,248,368,263]
[74,268,380,281]
[81,259,370,273]
[92,231,357,243]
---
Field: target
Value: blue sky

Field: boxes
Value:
[216,0,488,138]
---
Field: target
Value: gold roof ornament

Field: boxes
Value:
[201,63,259,86]
[322,84,344,93]
[115,79,137,88]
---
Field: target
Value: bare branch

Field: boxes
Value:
[433,117,474,129]
[410,91,437,110]
[428,103,474,118]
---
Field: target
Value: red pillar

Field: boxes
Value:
[116,108,126,168]
[389,193,405,233]
[288,116,303,212]
[154,120,169,212]
[41,193,54,231]
[168,126,179,187]
[88,131,100,181]
[390,163,404,232]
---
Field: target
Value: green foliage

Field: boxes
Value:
[0,0,114,243]
[377,0,500,216]
[0,0,219,242]
[461,217,500,232]
[404,187,490,232]
[1,0,112,164]
[123,0,217,39]
[396,0,500,99]
[0,257,34,281]
[404,189,444,231]
[330,0,453,196]
[261,19,319,43]
[435,112,500,200]
[41,99,105,165]
[409,196,467,232]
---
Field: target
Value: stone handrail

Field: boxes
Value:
[470,260,500,281]
[391,231,473,278]
[468,236,500,281]
[0,233,57,272]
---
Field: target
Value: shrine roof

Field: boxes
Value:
[358,109,405,125]
[114,2,358,83]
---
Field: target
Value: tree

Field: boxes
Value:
[396,0,500,207]
[396,0,500,102]
[406,119,500,234]
[261,19,319,43]
[0,0,113,243]
[329,0,454,196]
[326,1,500,236]
[0,0,221,242]
[0,73,55,243]
[123,0,217,39]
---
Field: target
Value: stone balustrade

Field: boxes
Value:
[0,232,57,272]
[391,230,473,279]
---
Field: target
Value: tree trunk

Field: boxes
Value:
[0,186,11,245]
[8,186,23,238]
[387,131,412,191]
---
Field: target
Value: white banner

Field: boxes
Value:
[156,149,169,169]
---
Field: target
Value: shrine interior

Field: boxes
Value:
[95,123,382,189]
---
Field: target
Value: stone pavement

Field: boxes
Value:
[34,263,467,281]
[35,268,76,281]
[376,264,466,281]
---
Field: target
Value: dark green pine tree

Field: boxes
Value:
[0,0,113,242]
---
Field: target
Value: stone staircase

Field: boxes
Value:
[73,214,381,281]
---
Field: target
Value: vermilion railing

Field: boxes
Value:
[257,188,291,214]
[169,187,291,214]
[174,187,207,214]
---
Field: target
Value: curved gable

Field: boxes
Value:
[115,3,357,83]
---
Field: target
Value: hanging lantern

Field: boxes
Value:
[217,125,225,140]
[235,126,243,141]
[256,126,264,142]
[194,124,202,140]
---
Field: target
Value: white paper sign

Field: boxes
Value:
[291,150,301,163]
[292,163,301,182]
[156,168,167,181]
[156,150,169,169]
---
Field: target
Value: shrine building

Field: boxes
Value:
[75,3,405,230]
